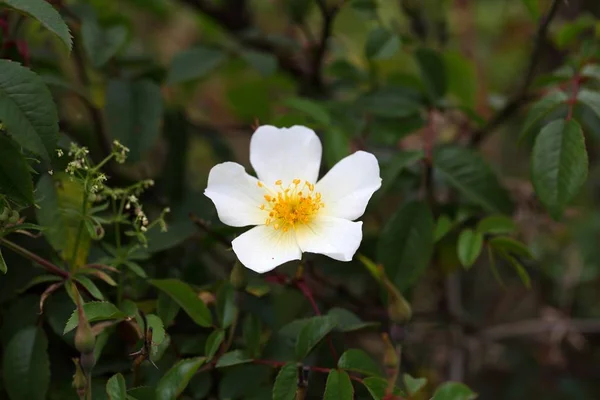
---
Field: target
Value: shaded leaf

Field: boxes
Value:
[243,314,262,357]
[444,51,476,108]
[216,282,237,329]
[362,376,404,400]
[64,301,126,334]
[328,307,379,332]
[284,97,330,126]
[457,229,483,269]
[215,350,252,368]
[167,47,227,84]
[145,314,165,345]
[531,119,588,219]
[0,135,33,205]
[365,27,400,60]
[403,373,427,395]
[0,60,58,161]
[156,357,206,400]
[415,47,447,101]
[476,215,516,235]
[81,14,127,67]
[157,291,180,327]
[106,373,127,400]
[295,315,337,359]
[324,370,353,400]
[74,275,104,300]
[377,201,434,291]
[521,91,568,140]
[205,329,224,360]
[149,279,212,327]
[338,349,382,377]
[0,249,7,274]
[489,236,533,259]
[240,50,277,76]
[272,363,297,400]
[432,381,477,400]
[434,215,453,242]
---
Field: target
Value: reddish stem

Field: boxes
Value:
[566,74,581,121]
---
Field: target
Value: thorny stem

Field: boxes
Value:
[0,238,69,278]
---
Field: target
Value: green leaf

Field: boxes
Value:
[521,91,568,140]
[145,314,165,345]
[81,13,127,67]
[215,350,252,368]
[205,329,224,360]
[521,0,540,19]
[355,89,422,119]
[272,363,297,400]
[457,229,483,269]
[489,236,532,259]
[2,327,50,400]
[415,47,447,101]
[64,301,126,334]
[323,126,350,168]
[75,275,104,300]
[581,64,600,82]
[338,349,382,377]
[35,173,90,267]
[403,373,427,395]
[284,97,331,126]
[105,79,163,162]
[500,251,531,288]
[123,260,147,278]
[240,50,277,76]
[577,89,600,120]
[444,51,476,108]
[295,315,337,359]
[0,136,32,205]
[434,215,453,242]
[432,381,477,400]
[324,370,354,400]
[167,47,227,84]
[0,59,58,161]
[106,373,127,400]
[156,357,206,400]
[327,308,379,332]
[531,119,588,219]
[127,386,156,400]
[242,314,262,357]
[157,291,180,327]
[0,249,7,274]
[365,27,400,60]
[433,145,514,214]
[1,0,72,51]
[149,279,212,327]
[216,282,237,329]
[362,377,404,400]
[377,201,434,291]
[375,150,423,202]
[476,215,516,235]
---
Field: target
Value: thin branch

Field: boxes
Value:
[469,0,562,146]
[481,318,600,340]
[310,0,341,89]
[0,238,69,278]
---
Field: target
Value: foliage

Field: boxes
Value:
[0,0,600,399]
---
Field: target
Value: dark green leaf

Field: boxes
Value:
[105,79,163,162]
[127,386,156,400]
[328,307,379,332]
[215,350,252,368]
[243,314,262,357]
[285,0,314,23]
[295,315,337,359]
[521,91,568,140]
[338,349,382,377]
[0,60,58,161]
[64,301,126,334]
[415,47,447,101]
[123,260,147,278]
[2,327,50,400]
[2,0,72,51]
[476,215,516,235]
[157,291,180,327]
[0,134,33,204]
[403,373,427,395]
[149,279,212,327]
[502,252,531,288]
[81,15,127,67]
[0,249,7,274]
[188,372,211,400]
[167,47,227,84]
[434,215,453,242]
[362,377,404,400]
[444,51,476,108]
[457,229,483,269]
[489,236,533,259]
[521,0,540,19]
[365,27,400,60]
[272,363,297,400]
[356,88,422,119]
[377,201,434,291]
[433,145,514,214]
[75,275,104,300]
[106,373,127,400]
[218,364,270,398]
[323,370,354,400]
[18,275,63,294]
[323,126,350,168]
[577,89,600,120]
[156,357,206,400]
[284,97,330,126]
[432,381,477,400]
[216,282,237,329]
[205,329,224,360]
[240,50,277,76]
[531,119,588,219]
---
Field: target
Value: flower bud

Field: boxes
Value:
[230,261,248,290]
[79,352,96,376]
[74,307,95,355]
[387,293,412,324]
[7,210,19,224]
[0,207,9,221]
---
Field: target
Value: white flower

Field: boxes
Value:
[204,125,382,273]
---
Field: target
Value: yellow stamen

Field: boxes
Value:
[275,179,282,185]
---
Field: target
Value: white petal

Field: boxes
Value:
[204,162,266,227]
[315,151,382,220]
[232,225,302,273]
[250,125,322,186]
[295,217,363,262]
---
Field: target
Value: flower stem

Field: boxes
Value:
[0,238,69,278]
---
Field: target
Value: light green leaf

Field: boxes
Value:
[215,350,252,368]
[204,329,224,360]
[338,349,382,377]
[365,27,400,60]
[377,201,434,291]
[434,145,514,214]
[0,59,58,161]
[403,373,427,395]
[432,381,477,400]
[457,229,484,269]
[2,327,50,400]
[434,215,453,242]
[328,308,379,332]
[74,275,104,300]
[531,119,588,219]
[415,47,447,101]
[272,363,297,400]
[167,47,227,84]
[81,13,127,67]
[106,373,127,400]
[489,236,532,259]
[295,315,337,359]
[324,370,353,400]
[145,314,165,345]
[1,0,72,51]
[63,301,126,334]
[156,357,206,400]
[149,279,212,327]
[240,50,277,76]
[105,79,163,162]
[521,91,568,140]
[0,135,33,205]
[476,215,516,235]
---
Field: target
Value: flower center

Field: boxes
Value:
[257,178,324,231]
